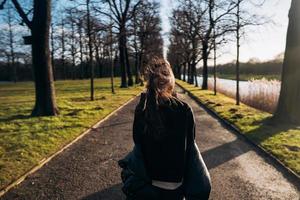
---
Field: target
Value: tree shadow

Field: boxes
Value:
[81,183,125,200]
[201,138,250,170]
[0,114,31,123]
[200,115,300,190]
[245,117,300,144]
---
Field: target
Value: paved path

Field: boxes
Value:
[1,87,299,200]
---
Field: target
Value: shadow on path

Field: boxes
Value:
[202,139,249,170]
[81,183,125,200]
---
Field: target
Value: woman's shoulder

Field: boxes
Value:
[169,96,193,113]
[135,92,147,112]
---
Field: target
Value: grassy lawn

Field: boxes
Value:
[0,78,144,189]
[176,79,300,176]
[211,73,281,81]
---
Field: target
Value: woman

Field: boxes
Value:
[119,58,211,200]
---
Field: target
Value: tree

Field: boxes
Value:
[131,0,163,82]
[274,0,300,124]
[1,0,59,116]
[169,5,202,85]
[232,0,267,105]
[86,0,94,100]
[0,3,17,82]
[170,0,236,88]
[98,0,141,87]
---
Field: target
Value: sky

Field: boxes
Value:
[0,0,292,65]
[160,0,292,64]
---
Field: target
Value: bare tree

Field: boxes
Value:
[232,0,267,105]
[97,0,141,87]
[131,0,162,84]
[274,0,300,124]
[1,0,59,116]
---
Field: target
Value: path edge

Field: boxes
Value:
[176,83,300,187]
[0,93,140,197]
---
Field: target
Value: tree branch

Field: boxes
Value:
[11,0,32,29]
[0,0,8,10]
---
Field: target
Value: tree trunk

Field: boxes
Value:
[86,0,94,101]
[134,51,141,84]
[31,0,59,116]
[125,41,133,86]
[188,62,195,84]
[109,22,115,94]
[50,23,56,81]
[70,19,76,80]
[78,23,84,79]
[61,19,66,80]
[138,48,145,86]
[236,0,240,105]
[202,41,209,90]
[213,27,217,95]
[194,63,198,87]
[8,8,17,83]
[274,0,300,124]
[187,62,193,84]
[95,43,102,78]
[183,62,187,81]
[119,25,128,88]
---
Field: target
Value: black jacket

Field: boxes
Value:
[118,93,211,200]
[133,93,194,182]
[118,142,211,199]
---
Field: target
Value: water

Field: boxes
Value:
[183,75,249,97]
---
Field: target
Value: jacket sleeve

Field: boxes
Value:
[186,105,196,147]
[132,93,146,145]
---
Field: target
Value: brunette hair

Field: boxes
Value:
[142,57,176,140]
[144,57,176,103]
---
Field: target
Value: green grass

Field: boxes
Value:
[0,78,144,189]
[176,79,300,176]
[211,73,281,81]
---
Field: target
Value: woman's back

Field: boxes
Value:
[133,93,191,183]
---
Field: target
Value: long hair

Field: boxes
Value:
[142,58,176,140]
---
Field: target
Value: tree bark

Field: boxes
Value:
[78,22,84,79]
[134,51,141,84]
[125,41,133,86]
[119,24,128,88]
[274,0,300,124]
[31,0,59,116]
[202,41,209,89]
[86,0,94,101]
[183,62,187,81]
[50,23,55,81]
[236,0,241,105]
[7,8,16,83]
[60,19,66,80]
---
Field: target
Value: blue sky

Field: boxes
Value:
[0,0,292,65]
[160,0,292,64]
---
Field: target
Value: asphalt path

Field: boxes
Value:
[1,87,299,200]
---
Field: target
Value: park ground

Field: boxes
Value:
[176,80,300,176]
[0,83,299,199]
[0,79,144,190]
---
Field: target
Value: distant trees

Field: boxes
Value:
[168,0,237,88]
[98,0,140,87]
[275,0,300,124]
[231,0,266,105]
[169,0,267,107]
[0,2,26,82]
[168,3,201,85]
[95,0,163,88]
[131,0,163,84]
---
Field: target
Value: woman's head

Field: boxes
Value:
[144,57,175,100]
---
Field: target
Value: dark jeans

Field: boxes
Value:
[151,185,184,200]
[132,184,184,200]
